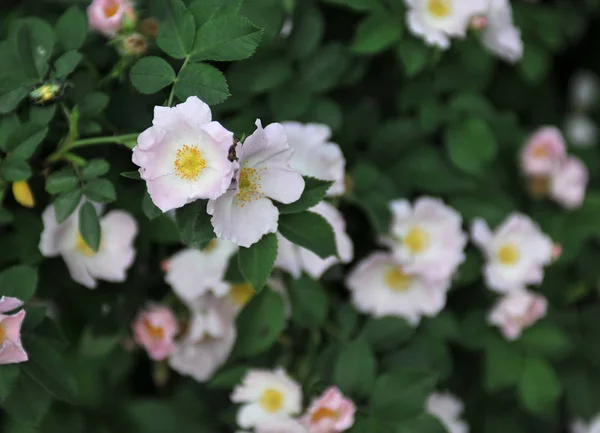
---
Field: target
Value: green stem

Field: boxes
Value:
[167,55,190,107]
[47,133,140,163]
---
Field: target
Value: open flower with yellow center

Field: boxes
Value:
[488,289,547,341]
[479,0,523,63]
[300,386,356,433]
[164,239,238,307]
[132,96,235,213]
[275,202,353,280]
[87,0,135,38]
[346,252,450,325]
[405,0,487,49]
[208,120,305,247]
[471,214,553,293]
[231,368,302,429]
[169,295,237,383]
[39,201,137,289]
[426,392,469,433]
[385,197,466,283]
[520,127,566,177]
[132,304,179,361]
[0,296,27,365]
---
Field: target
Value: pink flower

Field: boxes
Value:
[300,387,356,433]
[132,304,179,361]
[488,290,547,341]
[88,0,135,38]
[550,156,588,210]
[0,296,28,365]
[520,127,566,176]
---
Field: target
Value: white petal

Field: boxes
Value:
[260,167,305,204]
[63,252,97,289]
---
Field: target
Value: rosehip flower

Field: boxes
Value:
[405,0,487,50]
[231,368,302,429]
[470,214,553,293]
[549,156,588,210]
[132,304,179,361]
[208,120,305,247]
[520,127,566,176]
[132,96,235,213]
[0,296,27,365]
[282,122,346,197]
[426,392,469,433]
[346,252,450,325]
[275,202,353,279]
[300,386,356,433]
[39,202,137,289]
[480,0,523,63]
[384,197,467,282]
[88,0,135,38]
[488,290,547,340]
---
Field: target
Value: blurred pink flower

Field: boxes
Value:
[520,127,566,176]
[132,304,179,361]
[550,156,588,210]
[0,296,28,365]
[488,290,547,340]
[300,386,356,433]
[88,0,135,38]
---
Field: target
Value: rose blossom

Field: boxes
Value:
[88,0,135,37]
[132,304,179,361]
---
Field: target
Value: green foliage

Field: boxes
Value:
[278,211,337,259]
[238,233,278,292]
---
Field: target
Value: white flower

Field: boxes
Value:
[480,0,523,63]
[571,415,600,433]
[208,120,305,247]
[39,203,137,289]
[488,289,547,341]
[257,419,308,433]
[231,368,302,429]
[385,197,467,282]
[405,0,487,49]
[549,156,588,210]
[164,239,238,306]
[282,122,346,196]
[168,295,236,382]
[346,252,450,325]
[132,96,235,212]
[426,392,469,433]
[275,202,354,279]
[470,214,553,293]
[570,70,599,112]
[565,114,598,148]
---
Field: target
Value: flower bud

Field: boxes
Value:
[119,32,148,57]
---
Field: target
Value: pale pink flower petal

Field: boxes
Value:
[0,310,28,365]
[0,297,24,314]
[550,156,588,210]
[426,392,469,433]
[132,304,179,361]
[480,0,523,63]
[488,290,547,341]
[520,127,567,176]
[301,386,356,433]
[88,0,134,37]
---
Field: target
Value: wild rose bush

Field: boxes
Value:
[1,0,600,432]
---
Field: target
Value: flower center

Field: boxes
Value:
[104,1,120,18]
[532,145,548,158]
[311,407,339,423]
[75,232,97,257]
[0,324,5,343]
[385,267,412,292]
[497,243,520,266]
[143,318,165,340]
[203,239,218,252]
[427,0,452,18]
[235,167,264,207]
[174,144,207,180]
[259,388,284,413]
[404,227,429,254]
[229,282,255,307]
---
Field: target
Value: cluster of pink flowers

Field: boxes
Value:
[521,127,589,210]
[0,296,28,365]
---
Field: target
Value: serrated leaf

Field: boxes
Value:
[8,123,48,158]
[81,159,110,180]
[3,369,52,426]
[53,50,82,78]
[175,200,214,247]
[174,62,230,105]
[0,87,29,115]
[0,265,38,302]
[278,211,337,259]
[16,18,55,79]
[333,338,376,397]
[79,201,101,252]
[238,233,277,292]
[83,179,116,203]
[157,0,196,59]
[288,274,328,328]
[46,169,79,194]
[445,117,497,175]
[278,177,333,214]
[54,189,82,223]
[0,364,20,401]
[1,155,31,181]
[56,6,87,51]
[142,192,163,220]
[518,356,562,415]
[130,56,176,94]
[351,12,402,54]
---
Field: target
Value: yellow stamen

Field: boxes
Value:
[174,144,207,180]
[259,389,284,413]
[497,244,520,266]
[229,282,255,307]
[143,318,165,340]
[427,0,452,18]
[75,232,97,257]
[235,167,265,208]
[104,1,120,18]
[0,324,5,343]
[532,145,548,158]
[203,239,218,252]
[311,407,338,423]
[385,267,413,292]
[12,181,35,208]
[404,227,429,254]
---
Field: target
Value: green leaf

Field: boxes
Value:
[289,2,324,59]
[22,307,46,331]
[238,233,278,292]
[0,364,20,401]
[300,44,352,93]
[157,0,196,59]
[397,38,430,76]
[0,266,37,302]
[78,201,101,252]
[120,171,141,180]
[3,370,52,426]
[288,274,328,329]
[130,57,176,94]
[333,338,376,397]
[322,0,383,11]
[174,62,230,105]
[83,179,116,203]
[81,159,110,180]
[0,87,29,115]
[1,155,31,182]
[360,317,415,352]
[278,211,337,259]
[175,200,214,247]
[54,189,83,223]
[78,92,109,118]
[517,323,572,360]
[15,18,55,79]
[21,336,77,403]
[207,365,249,390]
[191,15,262,62]
[142,192,163,220]
[53,50,82,78]
[46,169,79,194]
[485,337,525,391]
[351,13,402,54]
[233,289,285,358]
[188,0,222,27]
[518,356,562,415]
[29,105,56,126]
[445,117,497,175]
[55,6,87,51]
[277,177,333,214]
[8,123,48,158]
